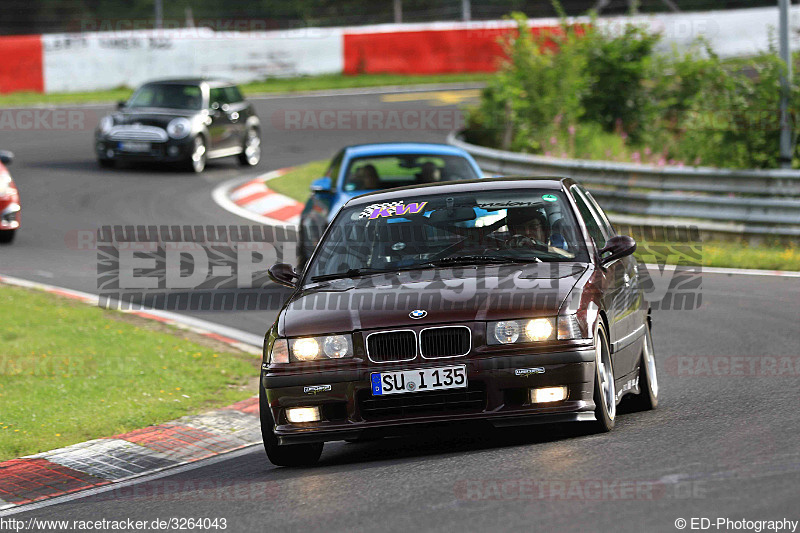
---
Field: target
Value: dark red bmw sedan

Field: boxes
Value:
[263,177,658,466]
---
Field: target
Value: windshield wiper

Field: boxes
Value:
[310,268,396,282]
[422,255,541,267]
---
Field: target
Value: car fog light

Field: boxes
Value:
[168,146,180,156]
[106,149,115,159]
[530,386,567,403]
[286,406,321,423]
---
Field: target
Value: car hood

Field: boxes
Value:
[280,262,589,337]
[112,108,201,127]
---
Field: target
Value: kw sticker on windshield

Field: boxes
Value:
[360,201,428,219]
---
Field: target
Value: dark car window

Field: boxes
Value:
[209,87,229,108]
[342,154,480,192]
[127,84,203,110]
[570,186,607,248]
[580,187,616,238]
[223,86,244,104]
[304,188,590,281]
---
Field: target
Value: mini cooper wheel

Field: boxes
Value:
[259,382,322,467]
[237,128,261,167]
[185,135,207,173]
[628,322,659,411]
[591,323,616,432]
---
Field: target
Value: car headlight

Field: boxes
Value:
[167,117,191,139]
[0,173,10,196]
[289,335,353,362]
[99,116,114,133]
[488,318,558,345]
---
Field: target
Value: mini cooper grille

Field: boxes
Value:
[420,327,471,358]
[359,383,487,420]
[367,331,416,362]
[107,126,168,142]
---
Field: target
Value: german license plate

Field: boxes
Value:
[370,365,467,396]
[118,141,150,152]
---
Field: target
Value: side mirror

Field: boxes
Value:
[116,100,126,110]
[0,150,14,165]
[310,176,332,193]
[268,263,299,288]
[599,235,636,266]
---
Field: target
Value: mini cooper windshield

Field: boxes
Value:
[127,83,204,110]
[306,189,589,282]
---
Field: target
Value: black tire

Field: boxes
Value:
[627,323,659,411]
[0,230,15,244]
[184,135,207,173]
[97,158,115,169]
[237,128,261,166]
[590,323,616,433]
[259,380,323,467]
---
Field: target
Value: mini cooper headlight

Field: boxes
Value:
[99,115,114,133]
[290,335,353,362]
[167,117,191,139]
[488,318,556,345]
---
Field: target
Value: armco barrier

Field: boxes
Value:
[448,132,800,238]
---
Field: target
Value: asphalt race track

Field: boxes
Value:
[1,88,799,532]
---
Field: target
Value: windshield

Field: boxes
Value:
[342,154,480,192]
[127,84,203,110]
[304,188,589,282]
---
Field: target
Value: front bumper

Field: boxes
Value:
[263,347,597,445]
[95,136,195,163]
[0,200,20,230]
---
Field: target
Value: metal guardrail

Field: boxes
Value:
[448,132,800,237]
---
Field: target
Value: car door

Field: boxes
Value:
[569,186,633,378]
[302,150,343,256]
[223,85,249,148]
[207,87,236,152]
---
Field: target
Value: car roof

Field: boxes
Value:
[343,142,471,158]
[344,176,572,207]
[140,78,235,88]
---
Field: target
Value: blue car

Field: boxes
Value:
[297,143,484,266]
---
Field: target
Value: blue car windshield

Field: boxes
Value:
[305,188,590,281]
[342,154,480,192]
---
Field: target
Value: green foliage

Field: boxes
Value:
[466,9,800,169]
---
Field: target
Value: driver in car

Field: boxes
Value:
[505,207,570,254]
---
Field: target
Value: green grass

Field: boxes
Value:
[0,73,492,108]
[0,285,259,461]
[267,160,329,202]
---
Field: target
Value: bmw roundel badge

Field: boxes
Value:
[409,309,427,319]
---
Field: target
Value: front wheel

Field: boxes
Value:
[590,323,616,432]
[97,158,116,169]
[237,128,261,167]
[628,322,659,411]
[259,381,322,467]
[185,136,207,173]
[0,229,16,244]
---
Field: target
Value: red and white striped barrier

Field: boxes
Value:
[1,6,798,95]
